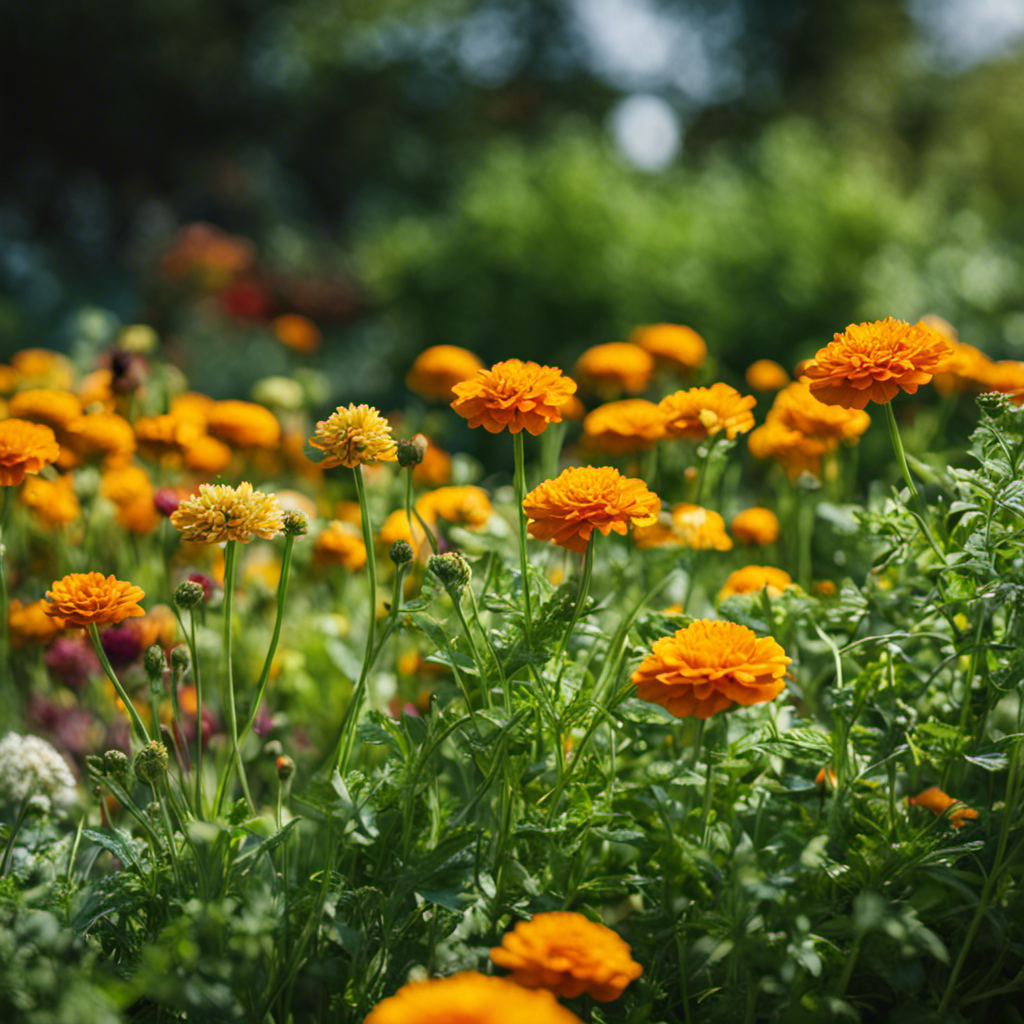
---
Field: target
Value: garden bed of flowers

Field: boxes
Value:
[2,313,1024,1023]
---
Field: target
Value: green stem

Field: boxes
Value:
[88,622,150,744]
[513,431,533,634]
[189,611,205,818]
[0,486,9,680]
[406,469,439,556]
[694,434,718,504]
[1,795,32,876]
[556,534,595,665]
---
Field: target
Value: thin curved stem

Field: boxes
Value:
[88,622,150,745]
[513,431,533,634]
[556,533,596,665]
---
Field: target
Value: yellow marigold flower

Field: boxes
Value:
[575,342,654,396]
[0,419,61,485]
[314,520,368,571]
[272,313,322,354]
[718,565,795,601]
[9,599,66,647]
[206,400,281,449]
[182,435,233,474]
[670,504,733,551]
[412,442,453,488]
[730,507,780,546]
[406,345,485,402]
[46,573,146,628]
[804,317,953,409]
[101,464,153,507]
[309,403,398,469]
[169,391,215,427]
[8,388,82,430]
[419,485,493,530]
[21,474,79,528]
[365,972,583,1024]
[10,349,73,390]
[630,323,707,373]
[907,786,978,828]
[558,393,586,421]
[170,481,284,543]
[379,507,435,556]
[491,911,643,1002]
[451,359,577,435]
[134,414,202,459]
[118,496,160,534]
[0,365,18,394]
[632,619,790,719]
[769,381,870,443]
[523,466,660,554]
[659,383,756,441]
[932,341,996,396]
[745,358,790,392]
[632,515,683,550]
[582,399,665,454]
[748,420,830,479]
[66,412,137,461]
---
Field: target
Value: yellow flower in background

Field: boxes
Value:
[9,599,66,647]
[313,520,368,571]
[0,419,61,485]
[183,434,234,474]
[309,403,398,469]
[412,441,452,488]
[169,391,215,427]
[21,474,80,528]
[748,419,830,479]
[101,464,153,508]
[670,504,733,550]
[8,388,82,431]
[730,507,780,546]
[718,565,796,601]
[170,481,284,543]
[582,399,665,454]
[630,323,707,374]
[406,345,485,402]
[10,349,74,390]
[135,414,202,459]
[66,412,137,463]
[745,358,790,392]
[574,342,654,396]
[206,399,282,448]
[419,485,493,530]
[769,381,870,442]
[659,383,756,442]
[46,573,146,628]
[451,359,577,435]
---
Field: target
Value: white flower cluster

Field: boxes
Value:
[0,732,78,813]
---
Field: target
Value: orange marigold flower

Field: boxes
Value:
[745,359,790,392]
[170,481,284,543]
[379,507,435,557]
[985,360,1024,404]
[313,520,367,571]
[272,313,322,354]
[523,466,660,554]
[101,464,153,508]
[206,400,281,449]
[309,403,398,468]
[46,572,146,628]
[632,515,683,550]
[491,911,643,1002]
[365,972,583,1024]
[907,786,978,828]
[718,565,795,601]
[10,349,73,390]
[135,414,202,459]
[748,420,830,479]
[769,381,870,443]
[730,507,780,546]
[78,368,114,410]
[0,365,18,394]
[117,496,159,534]
[0,419,60,485]
[9,599,65,647]
[21,474,80,528]
[183,434,234,474]
[406,345,485,402]
[632,619,790,719]
[169,391,215,427]
[419,485,493,530]
[67,412,137,462]
[558,393,586,421]
[451,359,577,435]
[412,442,453,488]
[575,342,654,397]
[803,317,953,409]
[932,341,996,397]
[8,388,82,430]
[659,383,756,442]
[814,579,837,597]
[582,399,665,454]
[630,323,707,373]
[670,504,733,551]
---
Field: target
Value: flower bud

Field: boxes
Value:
[174,580,206,611]
[397,434,428,468]
[427,551,472,594]
[102,749,131,778]
[170,645,190,671]
[390,539,414,566]
[143,644,167,683]
[133,741,169,785]
[276,755,296,783]
[282,510,309,537]
[154,487,182,517]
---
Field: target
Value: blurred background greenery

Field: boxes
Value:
[2,0,1024,400]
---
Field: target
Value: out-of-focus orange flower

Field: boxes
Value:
[632,619,790,718]
[46,573,146,628]
[333,500,363,526]
[78,368,114,410]
[745,359,790,392]
[314,520,368,571]
[21,474,79,528]
[523,466,660,554]
[406,345,485,402]
[769,381,871,442]
[670,504,733,550]
[451,359,577,435]
[379,508,435,557]
[136,605,178,650]
[365,972,583,1024]
[985,360,1024,404]
[804,318,953,409]
[490,912,643,1002]
[9,599,65,647]
[924,316,996,397]
[183,434,234,474]
[0,365,18,394]
[170,481,284,544]
[159,222,255,290]
[631,323,707,374]
[907,786,978,828]
[419,485,493,530]
[8,388,82,431]
[730,507,780,545]
[206,400,281,449]
[575,342,654,396]
[10,349,74,390]
[274,489,319,521]
[0,419,60,485]
[815,766,837,793]
[718,565,795,601]
[814,580,837,597]
[748,420,830,479]
[135,414,202,459]
[101,464,152,507]
[309,403,398,469]
[272,313,322,354]
[659,383,756,442]
[412,442,452,487]
[632,516,683,550]
[169,392,215,428]
[67,412,136,463]
[558,393,586,421]
[582,399,665,454]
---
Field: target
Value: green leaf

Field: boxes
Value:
[81,828,144,874]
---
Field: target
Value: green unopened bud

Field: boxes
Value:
[427,551,472,594]
[102,749,131,779]
[143,644,166,683]
[976,391,1011,416]
[146,801,162,818]
[397,434,428,468]
[133,741,169,786]
[170,645,190,671]
[174,580,205,610]
[390,539,414,566]
[283,510,309,537]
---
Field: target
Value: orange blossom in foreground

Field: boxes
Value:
[45,573,146,628]
[451,359,577,435]
[308,403,398,469]
[907,786,978,828]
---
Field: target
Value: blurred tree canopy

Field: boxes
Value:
[2,0,1024,376]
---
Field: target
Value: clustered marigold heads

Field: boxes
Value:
[0,418,61,485]
[491,911,643,1002]
[748,420,830,480]
[718,565,795,601]
[659,383,756,442]
[46,573,146,629]
[8,388,83,431]
[630,323,707,374]
[170,481,284,543]
[632,619,790,719]
[308,403,398,469]
[804,317,954,409]
[364,972,583,1024]
[523,466,660,554]
[406,345,485,402]
[451,359,577,435]
[66,412,136,463]
[574,343,654,397]
[907,786,978,828]
[731,507,780,546]
[21,474,80,528]
[582,399,665,454]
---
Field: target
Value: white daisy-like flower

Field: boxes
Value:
[0,732,78,813]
